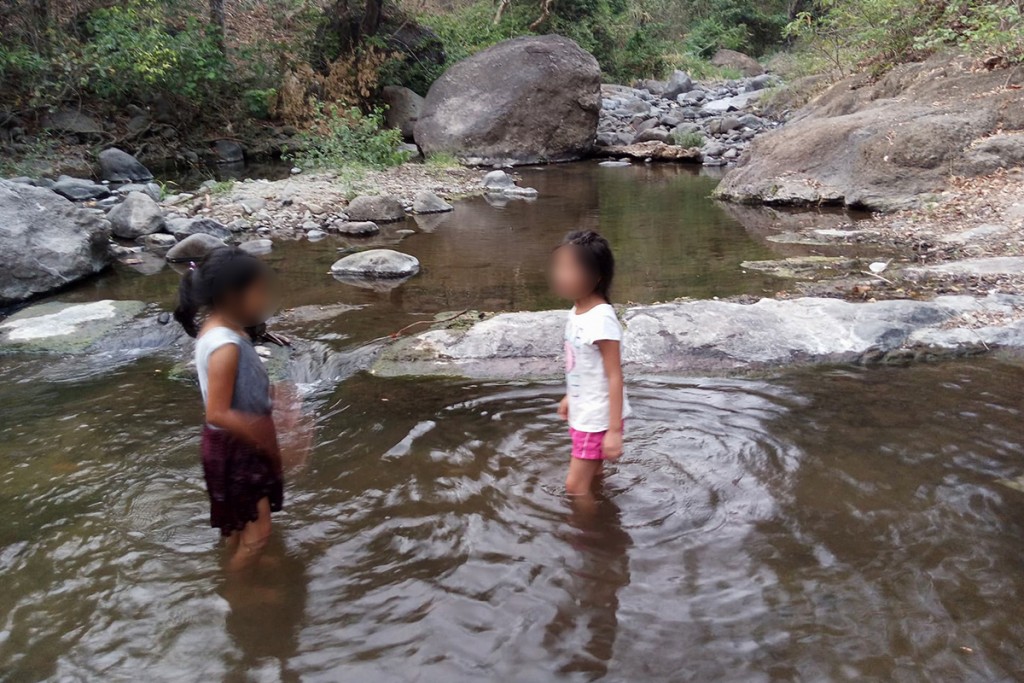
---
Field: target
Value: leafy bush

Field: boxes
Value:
[291,104,409,169]
[83,2,228,103]
[672,129,704,148]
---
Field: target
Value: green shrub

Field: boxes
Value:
[672,129,704,148]
[291,104,409,170]
[84,2,228,103]
[242,88,278,119]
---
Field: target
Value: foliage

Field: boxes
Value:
[290,104,409,170]
[424,152,461,168]
[672,129,704,148]
[784,0,1024,77]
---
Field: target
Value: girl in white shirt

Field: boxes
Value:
[551,231,631,499]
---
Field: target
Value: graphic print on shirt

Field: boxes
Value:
[564,340,576,373]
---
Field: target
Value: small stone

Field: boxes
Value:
[330,249,420,278]
[306,230,327,241]
[108,192,165,239]
[346,195,405,222]
[290,167,302,175]
[330,220,380,236]
[142,233,177,252]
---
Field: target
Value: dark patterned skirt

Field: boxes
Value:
[201,425,284,536]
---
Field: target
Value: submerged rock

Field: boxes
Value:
[412,191,453,214]
[330,220,380,236]
[373,294,1024,378]
[0,300,145,353]
[331,249,420,280]
[481,170,538,197]
[0,180,111,306]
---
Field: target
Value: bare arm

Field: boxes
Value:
[205,344,280,465]
[597,339,624,459]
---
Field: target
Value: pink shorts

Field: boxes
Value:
[569,424,623,460]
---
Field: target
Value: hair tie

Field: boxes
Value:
[188,261,198,271]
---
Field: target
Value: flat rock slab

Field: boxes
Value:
[598,141,702,162]
[373,294,1024,379]
[906,257,1024,277]
[0,300,145,353]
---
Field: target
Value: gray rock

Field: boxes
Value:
[331,249,420,279]
[703,91,764,114]
[633,128,672,144]
[0,180,112,305]
[663,70,694,99]
[415,35,601,165]
[746,74,775,91]
[42,109,103,136]
[107,192,164,239]
[481,170,538,197]
[306,229,327,241]
[239,239,273,256]
[115,182,161,201]
[166,233,226,262]
[907,256,1024,277]
[98,148,153,183]
[373,294,1024,379]
[598,160,631,167]
[213,139,244,164]
[142,233,177,252]
[237,197,265,215]
[938,223,1011,244]
[382,85,425,140]
[346,195,406,222]
[702,142,727,157]
[724,148,740,160]
[330,220,380,236]
[640,79,667,96]
[412,191,453,214]
[708,117,741,134]
[0,300,146,353]
[167,217,231,241]
[711,49,764,77]
[52,176,110,201]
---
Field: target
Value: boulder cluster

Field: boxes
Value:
[597,71,780,166]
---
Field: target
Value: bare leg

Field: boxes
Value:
[566,457,603,518]
[227,497,272,573]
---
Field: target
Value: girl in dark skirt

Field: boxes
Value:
[174,247,282,571]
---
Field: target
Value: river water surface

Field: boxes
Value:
[1,163,1023,682]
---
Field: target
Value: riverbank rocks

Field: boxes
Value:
[213,139,244,164]
[382,85,425,140]
[0,300,145,353]
[415,35,601,165]
[0,180,111,305]
[412,191,453,214]
[373,294,1024,378]
[711,49,764,77]
[98,148,153,183]
[597,77,778,167]
[714,54,1024,211]
[239,239,273,256]
[346,195,406,222]
[107,192,165,239]
[166,233,226,262]
[331,249,420,279]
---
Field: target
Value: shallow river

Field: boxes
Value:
[1,163,1023,682]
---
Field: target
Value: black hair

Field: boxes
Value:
[173,246,269,338]
[560,230,615,303]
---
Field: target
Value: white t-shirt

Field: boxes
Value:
[564,303,631,432]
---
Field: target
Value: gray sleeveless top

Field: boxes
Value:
[195,326,272,417]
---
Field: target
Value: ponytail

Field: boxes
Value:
[172,247,268,338]
[174,268,203,338]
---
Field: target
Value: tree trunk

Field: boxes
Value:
[359,0,382,38]
[209,0,226,51]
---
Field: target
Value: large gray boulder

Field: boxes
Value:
[98,148,153,183]
[414,35,601,165]
[711,49,764,77]
[715,55,1024,211]
[0,180,111,305]
[382,85,425,140]
[107,191,165,239]
[346,195,406,222]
